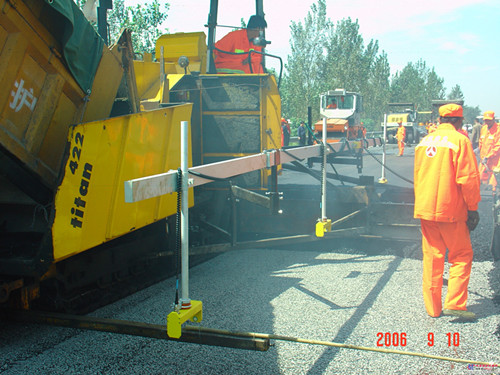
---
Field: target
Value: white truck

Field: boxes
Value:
[314,89,364,141]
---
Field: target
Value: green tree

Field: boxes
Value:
[108,0,168,53]
[363,51,391,130]
[390,59,445,113]
[447,84,464,101]
[423,69,445,109]
[464,105,481,124]
[282,4,390,127]
[282,1,451,128]
[324,18,371,92]
[324,18,390,129]
[281,0,332,121]
[77,0,169,53]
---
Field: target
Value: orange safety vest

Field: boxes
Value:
[479,123,500,162]
[214,29,264,74]
[396,125,406,141]
[414,123,480,222]
[479,122,500,185]
[457,128,469,139]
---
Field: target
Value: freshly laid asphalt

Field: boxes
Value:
[1,144,499,374]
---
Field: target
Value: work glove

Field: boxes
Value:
[466,210,480,231]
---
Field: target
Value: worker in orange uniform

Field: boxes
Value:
[428,123,438,134]
[326,98,337,109]
[281,118,290,147]
[414,103,480,320]
[478,111,500,190]
[396,121,406,156]
[214,15,267,74]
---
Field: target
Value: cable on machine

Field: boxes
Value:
[363,144,414,185]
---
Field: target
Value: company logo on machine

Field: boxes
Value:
[425,146,437,158]
[9,79,37,113]
[466,363,498,371]
[67,131,93,229]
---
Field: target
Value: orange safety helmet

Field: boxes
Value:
[439,103,463,118]
[483,111,495,120]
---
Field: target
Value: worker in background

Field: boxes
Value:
[396,121,406,156]
[214,15,267,74]
[281,118,290,147]
[427,118,439,134]
[414,103,480,320]
[457,124,470,139]
[361,123,367,138]
[479,111,500,190]
[471,117,482,153]
[326,98,337,109]
[298,121,307,146]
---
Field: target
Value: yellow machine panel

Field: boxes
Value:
[387,113,410,124]
[262,74,282,152]
[0,0,124,189]
[134,32,207,104]
[155,32,207,74]
[52,103,194,261]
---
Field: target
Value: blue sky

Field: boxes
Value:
[126,0,499,112]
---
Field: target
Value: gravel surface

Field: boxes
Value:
[1,145,499,374]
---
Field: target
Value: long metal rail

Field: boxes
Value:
[3,310,270,352]
[124,138,382,203]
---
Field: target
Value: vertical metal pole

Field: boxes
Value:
[321,117,327,221]
[180,121,191,309]
[379,114,388,183]
[307,106,313,145]
[206,0,219,74]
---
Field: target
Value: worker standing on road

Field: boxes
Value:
[414,103,480,320]
[298,121,307,146]
[396,121,406,156]
[214,15,267,74]
[478,111,500,190]
[281,118,290,147]
[471,117,482,152]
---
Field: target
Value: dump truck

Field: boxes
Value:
[383,102,420,144]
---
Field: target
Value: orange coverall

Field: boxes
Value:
[414,123,481,317]
[478,122,500,187]
[214,29,264,74]
[396,125,406,156]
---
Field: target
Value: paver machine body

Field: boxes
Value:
[0,0,282,311]
[0,0,194,311]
